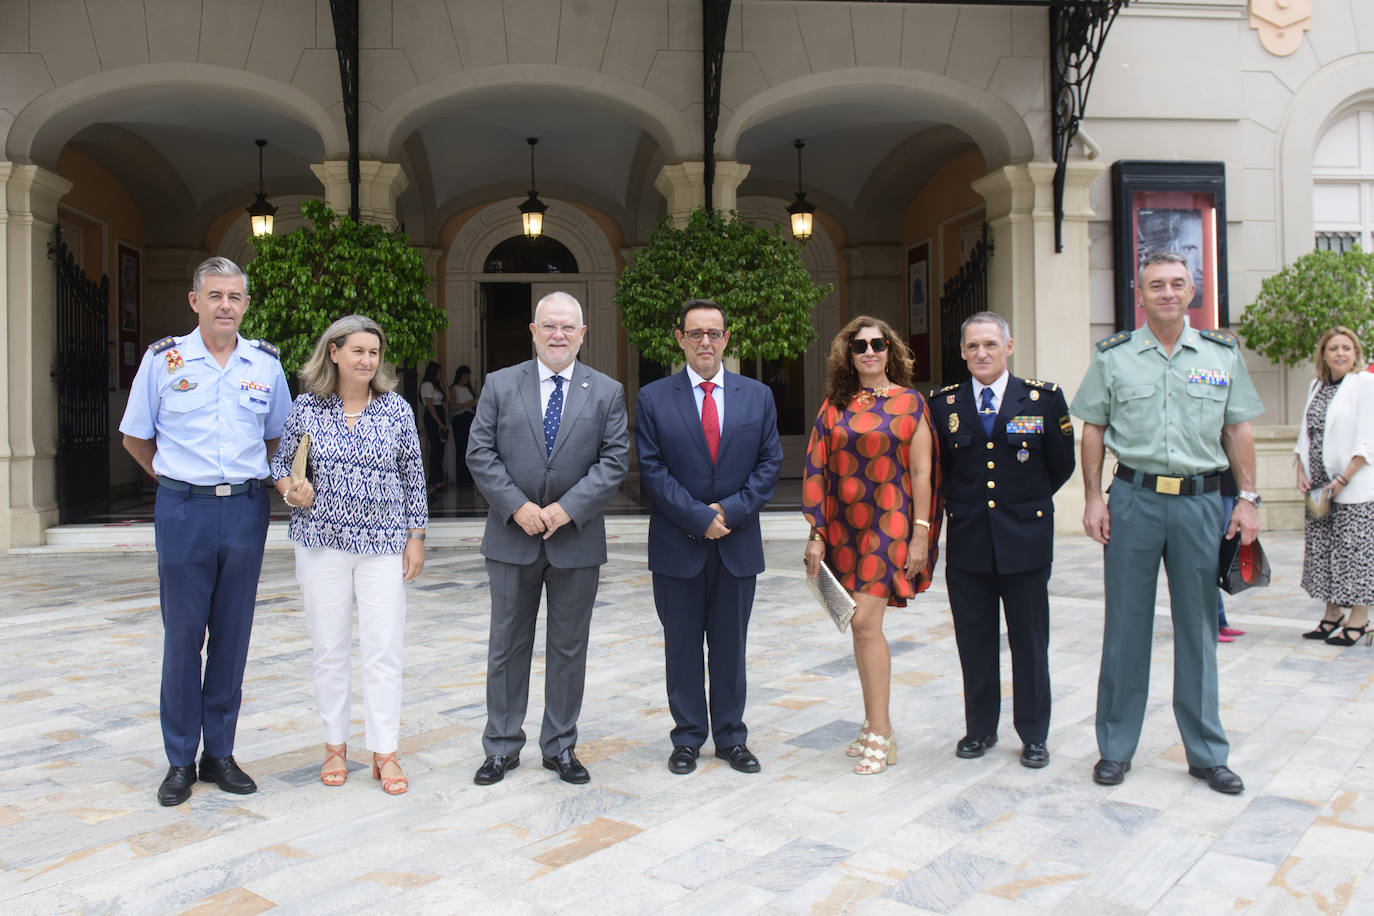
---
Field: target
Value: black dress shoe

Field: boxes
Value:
[668,745,699,775]
[157,764,197,806]
[1093,758,1130,785]
[198,755,257,794]
[474,753,519,785]
[1189,764,1244,795]
[1021,743,1050,769]
[955,735,997,758]
[714,744,761,773]
[543,748,590,784]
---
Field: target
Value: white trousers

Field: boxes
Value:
[294,544,405,753]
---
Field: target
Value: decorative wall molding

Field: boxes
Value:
[1249,0,1311,57]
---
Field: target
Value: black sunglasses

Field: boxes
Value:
[849,338,890,355]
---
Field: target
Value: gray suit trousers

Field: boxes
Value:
[482,547,600,758]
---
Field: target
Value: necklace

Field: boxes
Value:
[343,391,373,419]
[854,383,893,408]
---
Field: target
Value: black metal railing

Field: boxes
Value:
[937,225,990,387]
[50,225,111,523]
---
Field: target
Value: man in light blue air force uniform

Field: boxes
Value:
[119,256,290,807]
[1070,251,1263,796]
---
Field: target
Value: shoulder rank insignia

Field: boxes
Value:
[251,339,281,359]
[1095,332,1131,352]
[1198,328,1238,348]
[1022,378,1058,391]
[149,336,178,354]
[937,383,960,394]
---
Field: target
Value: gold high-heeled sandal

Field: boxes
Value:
[845,719,871,757]
[320,743,347,787]
[372,752,408,795]
[854,733,897,775]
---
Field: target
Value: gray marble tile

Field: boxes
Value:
[883,848,1010,912]
[785,718,862,751]
[729,838,853,894]
[1211,794,1319,864]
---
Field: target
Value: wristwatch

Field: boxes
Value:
[1237,490,1262,507]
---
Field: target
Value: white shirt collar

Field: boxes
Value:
[686,365,725,389]
[972,370,1010,405]
[538,360,576,384]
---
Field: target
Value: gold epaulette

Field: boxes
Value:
[1198,328,1238,348]
[1095,332,1131,352]
[149,336,178,354]
[1022,378,1058,391]
[251,339,281,359]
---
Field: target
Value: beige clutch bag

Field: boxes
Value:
[290,433,311,481]
[806,560,856,633]
[1305,487,1331,520]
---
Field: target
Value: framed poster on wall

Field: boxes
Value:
[1111,161,1228,331]
[906,240,931,380]
[117,244,140,389]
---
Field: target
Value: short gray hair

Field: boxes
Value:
[534,291,584,326]
[1136,250,1191,289]
[960,311,1011,345]
[298,314,397,398]
[192,256,248,296]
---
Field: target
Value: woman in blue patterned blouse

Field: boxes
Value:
[272,315,428,795]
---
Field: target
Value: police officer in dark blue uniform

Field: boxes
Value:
[119,256,290,806]
[929,312,1075,768]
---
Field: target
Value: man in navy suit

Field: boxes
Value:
[635,300,783,775]
[929,312,1075,769]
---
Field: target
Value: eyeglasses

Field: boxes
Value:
[537,323,580,335]
[682,328,725,342]
[849,338,889,354]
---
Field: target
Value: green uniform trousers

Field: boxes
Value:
[1095,477,1230,767]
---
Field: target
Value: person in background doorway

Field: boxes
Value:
[449,365,479,488]
[419,361,447,492]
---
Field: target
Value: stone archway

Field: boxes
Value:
[443,199,620,380]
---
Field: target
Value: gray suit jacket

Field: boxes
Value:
[466,358,629,567]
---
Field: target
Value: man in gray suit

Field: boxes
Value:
[466,291,630,785]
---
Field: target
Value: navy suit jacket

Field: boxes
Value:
[929,376,1075,574]
[635,369,783,579]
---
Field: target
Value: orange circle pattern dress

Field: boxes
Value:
[802,388,943,606]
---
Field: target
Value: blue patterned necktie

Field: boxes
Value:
[979,386,996,437]
[544,374,564,455]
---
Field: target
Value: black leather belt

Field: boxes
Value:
[1115,464,1222,496]
[158,477,268,497]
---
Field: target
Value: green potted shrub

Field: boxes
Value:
[242,199,447,375]
[1237,248,1374,367]
[615,207,829,368]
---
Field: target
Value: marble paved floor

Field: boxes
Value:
[3,524,1373,914]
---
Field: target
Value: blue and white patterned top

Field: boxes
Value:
[270,390,428,555]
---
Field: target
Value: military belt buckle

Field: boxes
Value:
[215,483,232,497]
[1154,476,1183,496]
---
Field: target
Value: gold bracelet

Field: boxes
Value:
[809,530,824,542]
[914,519,931,529]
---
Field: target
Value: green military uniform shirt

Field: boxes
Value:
[1069,325,1264,476]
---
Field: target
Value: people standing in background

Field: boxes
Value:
[419,361,447,493]
[449,365,479,488]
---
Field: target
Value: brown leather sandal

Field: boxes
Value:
[321,743,348,787]
[372,752,408,795]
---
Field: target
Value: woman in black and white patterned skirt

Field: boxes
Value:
[1295,327,1374,646]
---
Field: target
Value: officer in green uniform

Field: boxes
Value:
[1070,251,1263,795]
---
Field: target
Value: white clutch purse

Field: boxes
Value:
[805,560,856,633]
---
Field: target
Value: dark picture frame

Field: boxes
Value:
[117,244,140,389]
[906,239,931,380]
[1111,161,1228,331]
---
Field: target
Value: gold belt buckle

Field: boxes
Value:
[215,483,232,497]
[1155,476,1182,496]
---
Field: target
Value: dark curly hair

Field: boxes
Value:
[824,315,915,409]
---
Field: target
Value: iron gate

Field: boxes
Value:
[50,225,111,523]
[937,224,990,387]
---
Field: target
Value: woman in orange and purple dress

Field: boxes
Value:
[803,316,942,775]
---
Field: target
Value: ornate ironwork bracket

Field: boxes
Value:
[702,0,731,212]
[1050,0,1127,252]
[329,0,361,222]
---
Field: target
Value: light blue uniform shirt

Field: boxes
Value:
[119,327,291,485]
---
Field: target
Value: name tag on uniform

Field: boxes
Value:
[1188,369,1230,387]
[1006,416,1043,435]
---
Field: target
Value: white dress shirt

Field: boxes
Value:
[686,364,726,429]
[972,370,1010,416]
[538,360,575,421]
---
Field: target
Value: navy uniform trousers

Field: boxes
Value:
[154,484,270,766]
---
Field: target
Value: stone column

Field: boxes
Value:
[3,164,73,549]
[309,160,410,229]
[653,160,752,227]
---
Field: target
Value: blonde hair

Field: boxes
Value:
[1315,326,1365,385]
[299,315,397,398]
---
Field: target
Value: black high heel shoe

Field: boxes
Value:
[1325,623,1372,647]
[1303,615,1345,640]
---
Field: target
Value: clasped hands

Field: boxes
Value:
[704,502,730,540]
[513,501,573,539]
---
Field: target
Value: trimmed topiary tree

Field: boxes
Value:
[241,199,447,375]
[615,208,829,367]
[1238,248,1374,367]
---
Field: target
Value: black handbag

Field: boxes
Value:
[1218,534,1271,594]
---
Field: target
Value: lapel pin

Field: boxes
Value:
[581,382,589,388]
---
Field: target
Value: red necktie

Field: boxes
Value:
[699,381,719,463]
